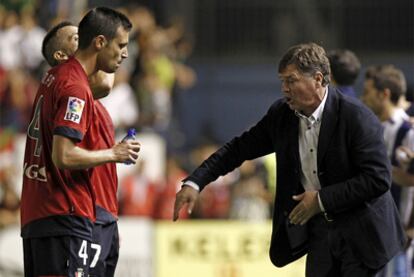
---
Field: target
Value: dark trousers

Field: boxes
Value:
[89,222,119,277]
[306,215,380,277]
[23,236,92,277]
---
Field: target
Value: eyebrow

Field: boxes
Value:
[279,74,299,79]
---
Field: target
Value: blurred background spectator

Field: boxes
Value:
[0,130,20,228]
[228,160,273,221]
[327,49,361,98]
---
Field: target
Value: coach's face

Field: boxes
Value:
[279,64,325,116]
[97,26,129,73]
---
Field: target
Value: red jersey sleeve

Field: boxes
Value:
[53,83,94,142]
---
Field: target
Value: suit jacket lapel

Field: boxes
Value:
[287,110,301,168]
[317,87,338,167]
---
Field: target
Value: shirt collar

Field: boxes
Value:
[386,107,409,125]
[295,86,329,124]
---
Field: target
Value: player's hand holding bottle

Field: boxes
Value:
[113,128,140,164]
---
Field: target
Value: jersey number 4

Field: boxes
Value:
[27,95,44,157]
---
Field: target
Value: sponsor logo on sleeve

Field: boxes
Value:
[64,97,85,124]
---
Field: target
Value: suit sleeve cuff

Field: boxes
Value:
[182,180,200,191]
[318,191,325,212]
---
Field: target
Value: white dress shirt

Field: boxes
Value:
[295,87,328,211]
[296,88,328,192]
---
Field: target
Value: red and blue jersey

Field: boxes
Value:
[21,57,96,240]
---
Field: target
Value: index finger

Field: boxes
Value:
[173,197,185,221]
[288,203,302,221]
[128,141,141,148]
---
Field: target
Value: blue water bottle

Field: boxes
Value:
[122,128,136,165]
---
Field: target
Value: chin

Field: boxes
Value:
[103,70,115,74]
[101,67,116,74]
[92,85,112,99]
[101,90,110,98]
[99,64,116,73]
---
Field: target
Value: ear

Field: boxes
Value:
[94,35,107,50]
[53,50,69,63]
[314,72,324,87]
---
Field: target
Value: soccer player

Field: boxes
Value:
[40,20,124,276]
[21,7,138,277]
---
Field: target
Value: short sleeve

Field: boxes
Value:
[53,83,94,142]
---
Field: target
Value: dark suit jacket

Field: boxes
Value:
[185,87,406,269]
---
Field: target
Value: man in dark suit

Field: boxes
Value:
[173,42,406,277]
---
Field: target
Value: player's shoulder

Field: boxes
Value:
[53,58,88,86]
[50,65,90,98]
[54,59,85,75]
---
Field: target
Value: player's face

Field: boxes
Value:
[97,26,129,73]
[279,64,323,116]
[57,25,79,58]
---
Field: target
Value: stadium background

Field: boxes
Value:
[0,0,412,276]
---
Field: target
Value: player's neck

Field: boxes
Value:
[74,49,98,77]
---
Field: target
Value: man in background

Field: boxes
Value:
[362,64,413,277]
[327,49,361,98]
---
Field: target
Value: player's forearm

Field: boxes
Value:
[53,146,115,170]
[52,134,116,170]
[52,134,139,170]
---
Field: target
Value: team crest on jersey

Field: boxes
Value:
[64,97,85,124]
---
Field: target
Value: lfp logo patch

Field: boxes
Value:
[64,97,85,123]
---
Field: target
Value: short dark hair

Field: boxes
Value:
[328,49,361,86]
[42,21,74,67]
[365,65,407,105]
[78,7,132,50]
[279,42,331,86]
